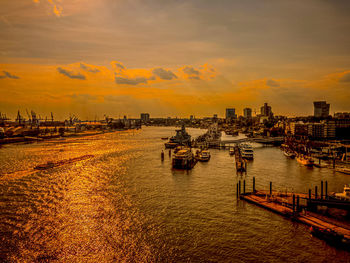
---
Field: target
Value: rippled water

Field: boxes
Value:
[0,127,350,262]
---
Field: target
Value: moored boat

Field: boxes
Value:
[283,150,296,159]
[239,144,254,160]
[229,147,235,156]
[296,155,314,167]
[172,148,197,169]
[335,167,350,175]
[165,125,191,148]
[334,185,350,201]
[198,150,211,162]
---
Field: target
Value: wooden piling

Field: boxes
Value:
[253,177,255,193]
[243,180,246,194]
[315,186,318,199]
[269,182,272,196]
[325,181,328,199]
[239,180,241,195]
[297,195,300,212]
[292,194,295,212]
[321,181,323,199]
[236,183,239,198]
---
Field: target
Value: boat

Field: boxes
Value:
[335,167,350,175]
[172,148,197,169]
[283,150,296,159]
[229,147,235,156]
[34,155,94,170]
[161,137,168,140]
[296,155,314,167]
[239,144,254,160]
[334,185,350,201]
[198,150,211,162]
[165,125,191,148]
[310,226,345,245]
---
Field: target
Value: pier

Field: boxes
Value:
[237,178,350,249]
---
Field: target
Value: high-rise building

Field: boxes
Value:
[260,103,272,117]
[226,108,236,119]
[313,101,330,118]
[243,108,252,118]
[140,113,150,122]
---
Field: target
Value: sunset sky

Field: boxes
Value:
[1,0,350,119]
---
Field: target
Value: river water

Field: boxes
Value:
[0,127,349,262]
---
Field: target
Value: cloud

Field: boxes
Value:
[33,0,63,17]
[115,75,148,85]
[152,68,177,80]
[339,72,350,82]
[189,76,201,80]
[183,66,200,76]
[111,61,125,71]
[266,79,280,87]
[80,63,100,73]
[0,71,20,79]
[57,67,86,80]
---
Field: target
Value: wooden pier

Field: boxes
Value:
[234,146,246,172]
[237,178,350,249]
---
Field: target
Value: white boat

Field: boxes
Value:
[239,144,254,160]
[334,185,350,201]
[283,150,296,159]
[198,150,211,162]
[335,167,350,175]
[229,147,235,156]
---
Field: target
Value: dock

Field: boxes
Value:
[234,146,246,172]
[238,178,350,249]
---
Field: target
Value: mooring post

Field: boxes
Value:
[239,180,241,196]
[253,177,255,193]
[325,181,328,199]
[243,180,246,194]
[319,158,321,165]
[315,186,318,199]
[270,182,272,196]
[333,157,336,169]
[296,195,300,212]
[309,189,311,200]
[321,181,323,199]
[293,194,295,212]
[236,183,239,198]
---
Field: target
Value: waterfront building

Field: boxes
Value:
[260,103,273,117]
[225,108,236,120]
[334,112,350,119]
[243,108,252,118]
[140,113,150,123]
[290,122,308,136]
[313,101,330,118]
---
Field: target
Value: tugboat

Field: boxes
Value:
[239,144,254,160]
[165,125,191,148]
[197,150,211,162]
[172,148,197,169]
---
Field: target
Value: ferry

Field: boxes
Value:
[239,144,254,160]
[296,155,314,167]
[172,148,197,169]
[198,150,211,162]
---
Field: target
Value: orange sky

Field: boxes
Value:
[1,0,350,119]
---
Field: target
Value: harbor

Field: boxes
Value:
[1,126,350,262]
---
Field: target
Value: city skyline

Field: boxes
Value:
[1,1,350,119]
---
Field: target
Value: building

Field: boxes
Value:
[260,103,273,117]
[225,108,236,120]
[313,101,330,118]
[140,113,150,123]
[290,122,308,136]
[243,108,252,118]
